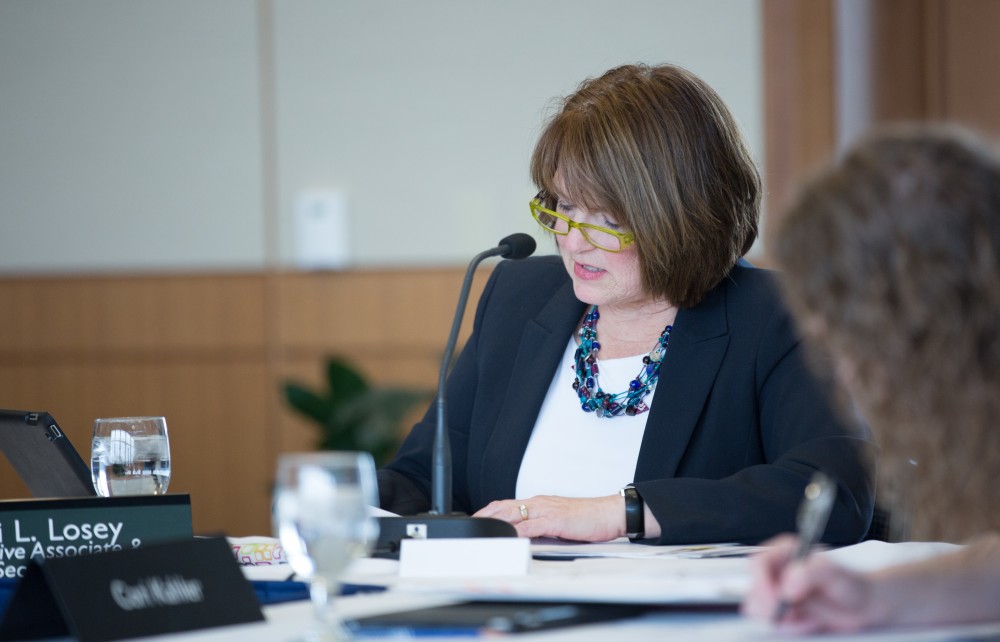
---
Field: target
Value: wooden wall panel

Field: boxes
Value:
[0,275,267,354]
[0,267,480,536]
[276,268,490,356]
[0,356,271,535]
[761,0,837,231]
[761,0,1000,256]
[849,0,1000,136]
[938,0,1000,136]
[869,0,935,122]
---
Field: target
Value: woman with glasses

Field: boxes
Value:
[378,63,874,545]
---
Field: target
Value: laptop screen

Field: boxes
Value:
[0,409,96,498]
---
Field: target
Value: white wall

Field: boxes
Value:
[0,0,265,273]
[0,0,762,273]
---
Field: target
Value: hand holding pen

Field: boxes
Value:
[771,472,837,622]
[743,472,890,633]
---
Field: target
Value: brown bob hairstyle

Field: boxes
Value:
[530,63,761,309]
[775,126,1000,542]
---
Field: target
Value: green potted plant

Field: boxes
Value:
[283,357,431,466]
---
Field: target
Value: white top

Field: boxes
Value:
[515,337,653,499]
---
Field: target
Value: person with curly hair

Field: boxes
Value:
[743,126,1000,631]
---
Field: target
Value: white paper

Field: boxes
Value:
[822,539,961,572]
[530,537,758,559]
[399,537,531,578]
[367,504,399,518]
[396,555,751,604]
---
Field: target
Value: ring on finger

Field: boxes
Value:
[519,504,529,520]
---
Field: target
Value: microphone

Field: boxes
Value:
[432,233,536,514]
[497,233,537,260]
[375,233,536,555]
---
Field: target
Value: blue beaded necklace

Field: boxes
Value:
[571,305,672,418]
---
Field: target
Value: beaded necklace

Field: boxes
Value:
[571,305,672,418]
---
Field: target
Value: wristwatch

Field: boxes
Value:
[620,484,645,539]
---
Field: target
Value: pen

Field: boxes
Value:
[772,471,837,623]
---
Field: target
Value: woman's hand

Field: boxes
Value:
[473,494,624,542]
[741,534,882,633]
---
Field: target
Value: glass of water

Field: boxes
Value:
[91,416,171,497]
[273,452,378,641]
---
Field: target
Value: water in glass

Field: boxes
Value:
[91,417,171,497]
[273,452,377,641]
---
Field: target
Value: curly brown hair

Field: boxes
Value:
[774,125,1000,542]
[530,63,760,308]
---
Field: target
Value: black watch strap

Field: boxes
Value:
[620,484,645,539]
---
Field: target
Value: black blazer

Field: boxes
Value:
[379,256,875,545]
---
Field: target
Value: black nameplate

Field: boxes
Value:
[0,495,193,579]
[0,537,263,642]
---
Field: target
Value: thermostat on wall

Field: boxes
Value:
[294,190,351,269]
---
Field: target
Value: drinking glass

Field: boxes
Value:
[91,416,171,497]
[273,452,378,641]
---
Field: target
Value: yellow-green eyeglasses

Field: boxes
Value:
[529,195,635,253]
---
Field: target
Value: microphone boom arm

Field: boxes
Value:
[430,244,508,515]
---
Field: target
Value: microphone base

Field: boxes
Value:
[373,515,517,559]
